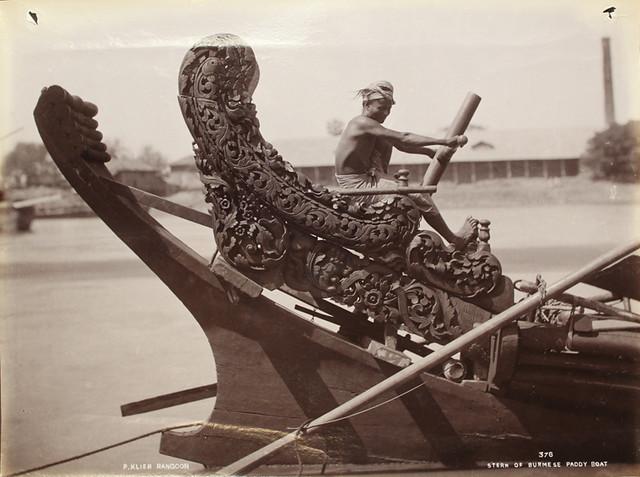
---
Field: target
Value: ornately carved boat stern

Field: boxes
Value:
[31,28,640,473]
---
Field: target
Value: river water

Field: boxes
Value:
[1,203,638,475]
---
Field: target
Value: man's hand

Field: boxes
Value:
[446,135,468,148]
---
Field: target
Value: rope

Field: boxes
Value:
[294,434,304,477]
[306,380,425,431]
[535,274,548,303]
[288,417,314,437]
[286,380,425,474]
[286,418,324,477]
[4,421,206,477]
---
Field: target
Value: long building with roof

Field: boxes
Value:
[269,127,595,186]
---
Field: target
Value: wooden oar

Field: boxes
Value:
[216,240,640,476]
[422,92,481,187]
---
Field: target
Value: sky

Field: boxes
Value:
[1,0,639,163]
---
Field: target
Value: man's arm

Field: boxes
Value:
[394,144,436,158]
[355,116,466,148]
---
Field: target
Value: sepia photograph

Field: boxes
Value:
[1,1,639,475]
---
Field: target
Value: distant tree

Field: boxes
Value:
[582,121,640,182]
[104,138,132,161]
[2,142,47,177]
[326,119,345,137]
[1,142,66,188]
[137,145,169,170]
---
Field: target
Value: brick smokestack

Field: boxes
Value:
[602,37,616,126]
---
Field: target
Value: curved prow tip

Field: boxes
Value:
[39,84,100,118]
[35,85,109,163]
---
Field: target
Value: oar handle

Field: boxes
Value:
[421,92,481,187]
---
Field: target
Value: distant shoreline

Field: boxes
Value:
[165,175,639,210]
[6,176,638,217]
[431,176,639,209]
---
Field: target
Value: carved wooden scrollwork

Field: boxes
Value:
[406,231,502,297]
[178,34,422,256]
[286,235,460,343]
[178,33,504,342]
[204,177,289,271]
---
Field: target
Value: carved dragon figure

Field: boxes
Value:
[177,33,504,343]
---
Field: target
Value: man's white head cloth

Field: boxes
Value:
[357,80,395,104]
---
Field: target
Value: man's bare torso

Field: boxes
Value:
[335,116,392,175]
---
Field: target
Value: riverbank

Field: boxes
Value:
[5,176,639,219]
[165,175,639,210]
[433,175,638,208]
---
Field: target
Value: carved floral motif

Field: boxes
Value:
[406,232,502,297]
[205,177,288,271]
[299,238,459,343]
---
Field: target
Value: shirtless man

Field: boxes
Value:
[335,80,477,249]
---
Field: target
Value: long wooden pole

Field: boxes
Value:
[216,240,640,476]
[330,185,437,196]
[422,92,481,186]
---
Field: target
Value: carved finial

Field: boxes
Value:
[394,169,410,187]
[477,219,491,251]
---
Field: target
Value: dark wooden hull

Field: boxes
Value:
[35,90,639,472]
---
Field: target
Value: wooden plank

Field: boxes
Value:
[518,350,640,376]
[585,255,640,301]
[211,256,263,298]
[121,384,218,416]
[313,299,431,357]
[101,177,212,228]
[366,340,411,368]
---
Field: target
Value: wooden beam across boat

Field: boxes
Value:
[329,185,437,196]
[101,177,212,228]
[120,384,218,417]
[585,255,640,301]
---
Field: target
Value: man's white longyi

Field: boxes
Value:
[335,169,438,218]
